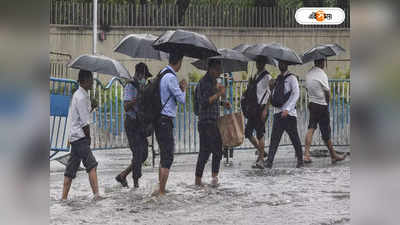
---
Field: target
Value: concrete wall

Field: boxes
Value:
[50,26,350,81]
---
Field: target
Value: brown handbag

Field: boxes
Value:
[217,112,245,148]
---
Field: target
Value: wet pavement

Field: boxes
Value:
[50,146,350,225]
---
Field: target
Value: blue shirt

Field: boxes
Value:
[123,82,138,119]
[160,65,186,117]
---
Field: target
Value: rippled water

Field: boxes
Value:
[50,147,350,225]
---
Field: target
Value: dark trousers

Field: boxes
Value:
[154,116,175,169]
[266,113,303,165]
[125,116,148,180]
[195,122,223,178]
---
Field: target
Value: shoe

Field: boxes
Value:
[331,154,346,164]
[115,175,129,188]
[264,161,273,169]
[252,159,265,169]
[296,162,304,168]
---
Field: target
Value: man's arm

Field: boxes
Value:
[167,75,186,104]
[123,83,137,112]
[209,84,225,104]
[77,98,92,143]
[282,76,300,117]
[324,90,331,105]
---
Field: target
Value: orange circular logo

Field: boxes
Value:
[315,10,325,22]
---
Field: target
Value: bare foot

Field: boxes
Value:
[195,177,204,187]
[93,194,106,201]
[151,189,166,197]
[304,156,312,164]
[211,177,219,188]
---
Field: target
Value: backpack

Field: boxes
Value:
[136,68,174,137]
[270,73,293,108]
[240,71,269,118]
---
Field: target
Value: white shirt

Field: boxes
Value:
[255,70,272,105]
[276,70,300,117]
[305,67,330,105]
[68,86,92,142]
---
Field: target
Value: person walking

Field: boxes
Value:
[265,61,304,169]
[303,59,346,164]
[194,59,231,187]
[115,62,152,188]
[245,57,273,169]
[62,70,103,201]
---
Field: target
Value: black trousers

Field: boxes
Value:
[266,113,303,165]
[125,116,148,180]
[195,121,223,178]
[154,115,175,169]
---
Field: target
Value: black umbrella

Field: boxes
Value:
[244,43,302,65]
[69,54,131,79]
[113,33,168,61]
[191,48,250,73]
[232,44,253,53]
[152,29,219,59]
[301,43,346,64]
[234,43,278,66]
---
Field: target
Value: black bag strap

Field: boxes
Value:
[254,70,269,84]
[257,71,270,105]
[259,88,269,105]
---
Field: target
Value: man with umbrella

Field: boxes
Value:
[62,70,103,201]
[301,43,346,164]
[152,29,219,195]
[265,60,304,169]
[194,59,231,187]
[115,62,152,188]
[153,53,187,196]
[246,57,274,169]
[303,59,346,164]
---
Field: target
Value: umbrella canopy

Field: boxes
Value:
[152,29,219,59]
[191,48,250,73]
[244,43,302,65]
[232,44,253,53]
[233,43,278,66]
[68,54,130,79]
[301,43,346,64]
[113,33,168,61]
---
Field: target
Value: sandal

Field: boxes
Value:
[115,174,129,188]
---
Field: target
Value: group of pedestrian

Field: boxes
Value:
[60,52,345,201]
[248,58,346,169]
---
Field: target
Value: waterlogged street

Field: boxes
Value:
[50,147,350,225]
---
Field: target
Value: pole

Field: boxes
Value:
[92,0,98,125]
[93,0,97,56]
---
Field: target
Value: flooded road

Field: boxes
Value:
[50,147,350,225]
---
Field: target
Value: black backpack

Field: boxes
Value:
[241,71,269,118]
[136,69,174,137]
[270,73,293,108]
